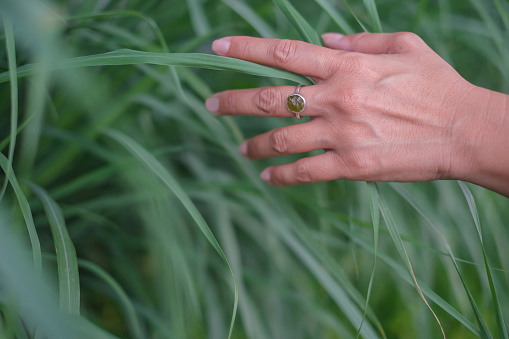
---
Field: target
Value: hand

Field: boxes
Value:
[205,32,509,195]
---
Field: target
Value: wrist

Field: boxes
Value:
[451,84,509,196]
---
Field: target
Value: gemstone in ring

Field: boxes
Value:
[287,84,305,119]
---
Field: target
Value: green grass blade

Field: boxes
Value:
[389,182,493,338]
[68,11,169,52]
[363,0,382,32]
[30,184,80,315]
[0,50,312,85]
[272,0,322,45]
[104,129,238,339]
[340,0,369,32]
[0,18,19,203]
[458,181,508,339]
[221,0,276,38]
[78,259,144,339]
[0,154,42,276]
[375,183,445,339]
[311,0,355,34]
[186,0,211,36]
[356,182,384,338]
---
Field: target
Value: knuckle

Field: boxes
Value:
[271,39,298,64]
[269,129,289,154]
[270,167,284,185]
[348,152,379,179]
[339,53,365,75]
[295,160,312,184]
[255,87,280,114]
[319,52,340,79]
[389,32,422,54]
[338,85,365,112]
[221,91,235,112]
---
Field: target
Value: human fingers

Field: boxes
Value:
[322,31,426,55]
[260,152,343,185]
[240,121,331,160]
[206,85,322,118]
[212,36,340,80]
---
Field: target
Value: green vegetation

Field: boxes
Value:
[1,0,508,338]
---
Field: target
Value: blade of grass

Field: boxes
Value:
[458,181,508,339]
[31,184,80,315]
[0,50,312,85]
[0,154,42,276]
[272,0,322,45]
[311,0,355,34]
[356,182,382,338]
[67,11,184,99]
[363,0,382,32]
[104,129,238,339]
[375,183,445,339]
[186,0,210,36]
[340,0,369,32]
[0,17,19,203]
[389,182,493,339]
[78,259,144,339]
[221,0,276,38]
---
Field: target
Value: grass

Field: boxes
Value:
[0,0,509,338]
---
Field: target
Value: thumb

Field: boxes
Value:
[322,32,424,55]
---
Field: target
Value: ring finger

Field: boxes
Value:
[241,120,331,160]
[206,85,323,118]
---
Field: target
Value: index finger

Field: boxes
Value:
[212,36,339,80]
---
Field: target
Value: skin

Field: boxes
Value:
[205,32,509,197]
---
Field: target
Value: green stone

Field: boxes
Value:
[287,94,305,113]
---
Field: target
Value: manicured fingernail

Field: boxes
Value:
[212,37,231,56]
[260,168,271,182]
[239,142,248,156]
[205,96,220,113]
[322,33,344,41]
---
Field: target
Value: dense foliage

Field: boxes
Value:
[0,0,508,338]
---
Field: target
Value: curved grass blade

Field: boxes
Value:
[67,11,184,99]
[104,129,238,339]
[340,0,369,32]
[31,184,80,315]
[78,259,144,339]
[0,50,312,85]
[389,182,493,339]
[356,182,383,338]
[272,0,321,45]
[375,183,445,339]
[458,181,508,339]
[0,18,19,203]
[0,154,42,276]
[311,0,355,34]
[0,217,74,339]
[221,0,276,38]
[68,11,169,52]
[186,0,210,36]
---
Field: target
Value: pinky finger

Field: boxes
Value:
[261,152,344,186]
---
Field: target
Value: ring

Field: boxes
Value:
[287,84,306,119]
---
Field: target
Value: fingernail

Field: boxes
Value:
[322,33,344,41]
[212,37,231,56]
[260,168,271,182]
[239,142,248,156]
[205,96,220,113]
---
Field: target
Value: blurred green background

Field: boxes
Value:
[0,0,508,338]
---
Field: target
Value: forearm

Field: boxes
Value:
[455,86,509,197]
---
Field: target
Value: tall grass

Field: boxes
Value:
[1,0,508,338]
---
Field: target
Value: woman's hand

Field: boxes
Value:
[205,32,509,196]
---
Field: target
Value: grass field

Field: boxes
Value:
[1,0,509,338]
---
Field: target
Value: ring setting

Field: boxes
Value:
[287,84,305,119]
